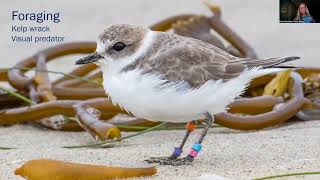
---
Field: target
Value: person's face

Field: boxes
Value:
[299,4,306,15]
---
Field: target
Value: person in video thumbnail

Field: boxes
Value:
[294,2,315,23]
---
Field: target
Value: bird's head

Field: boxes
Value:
[75,24,148,65]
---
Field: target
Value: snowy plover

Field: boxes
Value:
[75,24,299,165]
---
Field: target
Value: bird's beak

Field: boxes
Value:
[75,52,102,65]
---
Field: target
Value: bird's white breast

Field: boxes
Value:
[100,64,279,122]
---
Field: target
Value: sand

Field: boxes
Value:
[1,0,320,179]
[0,120,319,180]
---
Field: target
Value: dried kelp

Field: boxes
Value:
[15,159,157,180]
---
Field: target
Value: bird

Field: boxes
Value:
[75,24,299,166]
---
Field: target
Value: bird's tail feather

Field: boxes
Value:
[231,56,300,69]
[261,56,300,68]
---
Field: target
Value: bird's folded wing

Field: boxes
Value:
[140,40,299,89]
[141,45,246,88]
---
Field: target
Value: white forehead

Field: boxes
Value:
[96,38,111,54]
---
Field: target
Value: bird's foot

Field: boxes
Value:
[159,143,201,166]
[145,147,182,163]
[144,155,178,163]
[159,155,194,166]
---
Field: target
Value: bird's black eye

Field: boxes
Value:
[113,42,126,51]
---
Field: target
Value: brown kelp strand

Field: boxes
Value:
[214,72,307,130]
[74,102,121,140]
[15,159,157,180]
[0,98,122,126]
[8,42,96,90]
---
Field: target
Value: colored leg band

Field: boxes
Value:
[188,143,202,157]
[186,122,196,131]
[192,143,202,152]
[189,149,199,157]
[172,147,182,157]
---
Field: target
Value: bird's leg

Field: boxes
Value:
[145,121,196,163]
[160,112,213,166]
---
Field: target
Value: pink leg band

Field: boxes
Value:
[189,149,198,157]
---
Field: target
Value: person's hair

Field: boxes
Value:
[294,2,311,21]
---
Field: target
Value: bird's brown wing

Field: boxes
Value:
[140,44,246,88]
[138,38,299,88]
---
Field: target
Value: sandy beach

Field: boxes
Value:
[1,0,320,179]
[0,120,319,180]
